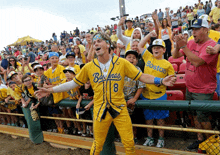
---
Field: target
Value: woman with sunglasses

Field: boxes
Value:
[7,56,20,75]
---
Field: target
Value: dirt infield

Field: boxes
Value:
[0,133,90,155]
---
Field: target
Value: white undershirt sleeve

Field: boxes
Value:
[52,80,79,93]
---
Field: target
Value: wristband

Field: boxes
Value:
[154,77,163,85]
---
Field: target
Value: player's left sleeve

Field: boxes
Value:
[124,60,142,81]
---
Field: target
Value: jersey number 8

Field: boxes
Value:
[113,83,118,92]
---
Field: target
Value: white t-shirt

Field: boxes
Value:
[98,57,112,78]
[161,29,170,41]
[171,16,179,26]
[0,84,7,89]
[59,54,67,63]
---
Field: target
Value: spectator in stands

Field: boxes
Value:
[110,30,118,43]
[187,8,195,27]
[75,27,80,37]
[73,45,85,65]
[28,48,36,63]
[214,23,220,31]
[59,45,68,66]
[158,9,164,22]
[124,18,134,37]
[124,50,146,144]
[76,81,94,137]
[20,56,33,74]
[52,33,57,42]
[197,5,205,18]
[181,8,187,23]
[66,52,81,75]
[153,9,174,60]
[171,13,179,30]
[7,56,20,74]
[172,16,219,150]
[0,66,6,83]
[13,48,21,57]
[138,31,175,148]
[209,0,220,24]
[66,43,73,52]
[61,67,80,135]
[85,33,92,56]
[1,52,9,70]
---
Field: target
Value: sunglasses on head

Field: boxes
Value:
[23,79,31,82]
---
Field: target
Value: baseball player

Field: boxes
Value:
[35,32,176,155]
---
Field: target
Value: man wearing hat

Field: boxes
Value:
[124,18,134,37]
[138,31,175,148]
[36,32,176,154]
[66,52,80,75]
[1,52,9,70]
[172,14,219,150]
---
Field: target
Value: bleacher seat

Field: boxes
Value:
[172,63,178,73]
[168,74,186,91]
[168,56,184,67]
[166,90,184,100]
[178,63,186,74]
[213,92,218,100]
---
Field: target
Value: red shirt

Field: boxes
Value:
[14,50,20,57]
[180,39,218,94]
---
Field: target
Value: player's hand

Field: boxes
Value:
[162,75,176,86]
[206,46,218,54]
[35,87,52,99]
[127,98,136,106]
[118,17,126,26]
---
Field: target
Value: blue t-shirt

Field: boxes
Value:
[1,59,8,70]
[28,52,36,63]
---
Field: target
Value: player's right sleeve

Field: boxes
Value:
[73,63,89,86]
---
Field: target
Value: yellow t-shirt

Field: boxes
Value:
[18,63,32,74]
[209,7,220,24]
[44,65,65,104]
[0,88,8,101]
[61,79,80,100]
[17,62,21,66]
[193,9,198,15]
[124,28,134,37]
[71,64,81,75]
[73,56,142,121]
[188,30,220,73]
[110,34,118,42]
[141,49,175,99]
[187,13,194,21]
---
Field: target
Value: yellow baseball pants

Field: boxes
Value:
[90,107,135,155]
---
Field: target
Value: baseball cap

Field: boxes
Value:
[125,18,133,23]
[183,31,189,36]
[8,71,18,79]
[34,65,44,72]
[48,52,59,58]
[69,42,73,45]
[148,39,166,52]
[9,81,16,86]
[31,61,40,68]
[125,50,139,58]
[189,14,210,29]
[66,52,75,58]
[63,67,76,74]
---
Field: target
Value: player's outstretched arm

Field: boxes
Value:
[35,80,79,99]
[139,74,176,86]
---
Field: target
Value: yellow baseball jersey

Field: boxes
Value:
[124,28,134,37]
[44,65,65,104]
[61,79,80,100]
[78,44,86,64]
[110,34,118,42]
[73,56,142,121]
[188,30,220,73]
[0,88,8,101]
[141,49,175,99]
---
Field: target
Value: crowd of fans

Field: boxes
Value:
[0,0,220,153]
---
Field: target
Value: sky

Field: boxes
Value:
[0,0,196,50]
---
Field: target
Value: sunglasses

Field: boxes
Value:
[23,79,31,82]
[10,60,15,62]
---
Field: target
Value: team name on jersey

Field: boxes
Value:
[146,61,166,74]
[49,77,60,83]
[93,73,122,83]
